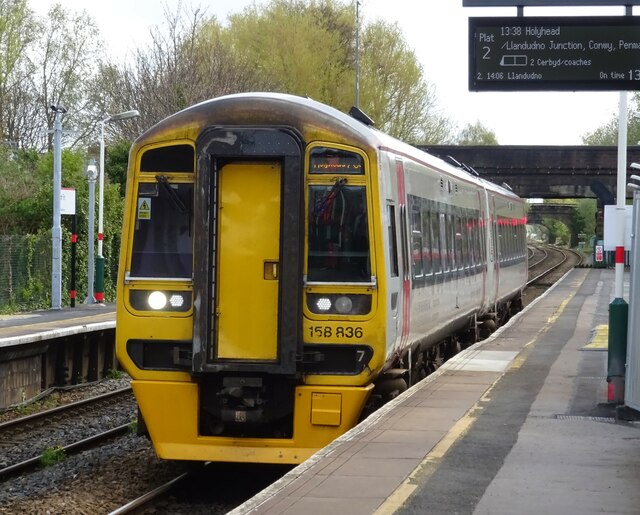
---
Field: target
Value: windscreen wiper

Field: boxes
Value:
[313,177,347,218]
[155,175,189,214]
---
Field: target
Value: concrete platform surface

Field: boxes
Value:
[230,268,640,515]
[0,303,115,347]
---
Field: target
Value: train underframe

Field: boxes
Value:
[133,378,372,464]
[369,291,524,409]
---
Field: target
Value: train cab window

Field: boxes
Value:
[130,179,193,278]
[307,185,370,282]
[140,144,194,173]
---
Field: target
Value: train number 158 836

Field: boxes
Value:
[308,326,363,339]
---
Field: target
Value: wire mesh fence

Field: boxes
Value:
[0,229,120,312]
[0,234,52,311]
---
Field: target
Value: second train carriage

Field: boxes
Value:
[115,93,527,464]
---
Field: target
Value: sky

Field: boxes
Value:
[29,0,638,145]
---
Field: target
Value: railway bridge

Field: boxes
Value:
[422,145,640,200]
[527,203,578,246]
[527,203,576,226]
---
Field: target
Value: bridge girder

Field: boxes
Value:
[527,204,576,226]
[423,145,640,199]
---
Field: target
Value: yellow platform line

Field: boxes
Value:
[583,324,608,351]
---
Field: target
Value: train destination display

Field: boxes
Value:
[469,17,640,91]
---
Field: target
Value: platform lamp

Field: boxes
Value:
[96,109,139,303]
[84,160,98,304]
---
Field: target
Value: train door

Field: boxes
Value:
[386,201,400,347]
[216,162,280,360]
[394,159,410,354]
[481,189,495,311]
[490,194,500,304]
[192,128,303,375]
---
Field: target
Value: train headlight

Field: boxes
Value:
[307,294,371,315]
[334,296,353,314]
[169,294,185,308]
[148,291,167,310]
[316,297,332,312]
[129,290,192,312]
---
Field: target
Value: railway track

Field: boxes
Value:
[527,244,548,269]
[108,470,192,515]
[0,387,135,481]
[524,244,583,305]
[527,245,583,287]
[106,462,292,515]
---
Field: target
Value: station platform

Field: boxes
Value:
[0,303,115,348]
[231,267,640,515]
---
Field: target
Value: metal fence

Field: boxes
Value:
[0,234,52,311]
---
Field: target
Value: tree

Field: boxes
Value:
[575,198,597,242]
[103,139,131,196]
[358,20,452,143]
[0,4,105,151]
[226,0,454,143]
[582,92,640,146]
[457,121,498,145]
[33,5,104,151]
[0,0,37,147]
[97,4,268,134]
[0,147,42,233]
[227,0,352,107]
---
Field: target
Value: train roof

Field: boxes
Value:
[134,92,377,148]
[134,92,521,202]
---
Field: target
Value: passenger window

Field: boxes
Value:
[388,205,399,278]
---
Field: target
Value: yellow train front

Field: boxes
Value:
[116,93,391,464]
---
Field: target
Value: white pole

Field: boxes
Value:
[85,161,97,304]
[608,90,630,404]
[51,106,66,310]
[616,91,628,298]
[98,119,106,261]
[355,1,360,109]
[95,110,139,304]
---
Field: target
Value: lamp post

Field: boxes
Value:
[50,104,67,310]
[96,109,139,303]
[608,91,629,403]
[85,160,98,304]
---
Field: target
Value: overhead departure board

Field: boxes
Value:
[464,1,640,5]
[469,16,640,91]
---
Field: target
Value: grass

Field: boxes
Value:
[13,393,60,416]
[106,368,125,380]
[40,446,66,466]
